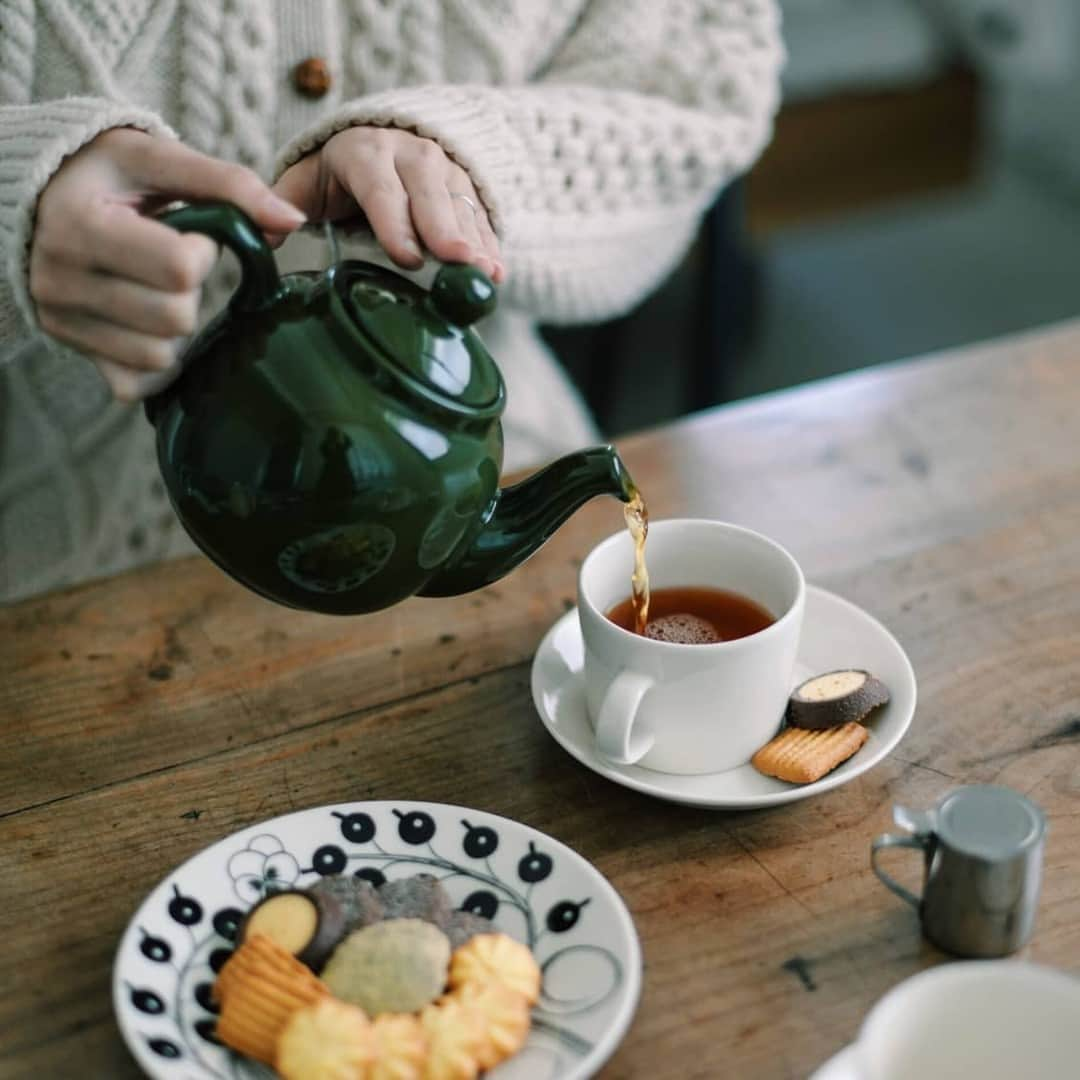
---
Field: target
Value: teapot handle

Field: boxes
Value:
[157,201,281,313]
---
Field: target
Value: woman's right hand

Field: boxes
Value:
[30,128,306,401]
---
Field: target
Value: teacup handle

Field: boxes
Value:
[595,671,655,765]
[871,833,928,910]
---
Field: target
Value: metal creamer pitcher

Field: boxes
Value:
[871,784,1046,957]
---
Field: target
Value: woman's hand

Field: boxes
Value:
[30,128,306,401]
[272,126,503,283]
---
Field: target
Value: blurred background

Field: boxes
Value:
[547,0,1080,435]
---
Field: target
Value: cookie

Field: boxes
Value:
[419,997,485,1080]
[370,1013,428,1080]
[786,669,890,730]
[378,874,452,925]
[751,721,869,784]
[214,934,329,1064]
[447,933,541,1005]
[239,889,347,972]
[275,997,375,1080]
[453,980,531,1071]
[322,918,451,1015]
[307,875,386,934]
[440,910,493,951]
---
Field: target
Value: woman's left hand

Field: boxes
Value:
[272,126,503,283]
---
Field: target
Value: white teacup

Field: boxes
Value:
[577,518,805,775]
[854,962,1080,1080]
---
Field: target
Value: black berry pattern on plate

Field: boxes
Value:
[120,805,625,1078]
[139,930,172,964]
[130,987,166,1015]
[147,1038,181,1059]
[547,898,591,933]
[207,948,232,974]
[210,908,243,942]
[461,819,499,858]
[194,1018,220,1045]
[393,808,436,845]
[167,886,203,927]
[461,889,500,919]
[309,844,348,875]
[193,982,218,1013]
[518,841,554,883]
[354,866,386,886]
[333,810,375,843]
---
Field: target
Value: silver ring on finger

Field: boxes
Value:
[449,191,479,215]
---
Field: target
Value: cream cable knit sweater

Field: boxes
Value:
[0,0,783,604]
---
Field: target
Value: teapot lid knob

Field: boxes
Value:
[429,264,497,327]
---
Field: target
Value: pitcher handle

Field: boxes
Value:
[158,202,281,313]
[871,833,927,910]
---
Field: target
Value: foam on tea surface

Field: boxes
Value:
[607,585,774,643]
[644,613,721,645]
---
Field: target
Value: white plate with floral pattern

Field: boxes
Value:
[113,802,642,1079]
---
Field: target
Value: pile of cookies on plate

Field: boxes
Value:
[212,872,540,1079]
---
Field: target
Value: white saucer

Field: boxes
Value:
[530,585,916,810]
[810,1043,857,1079]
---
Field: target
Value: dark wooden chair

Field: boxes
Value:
[542,178,756,434]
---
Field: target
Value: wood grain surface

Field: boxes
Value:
[3,320,1079,1079]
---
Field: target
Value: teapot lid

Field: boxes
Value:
[335,261,504,414]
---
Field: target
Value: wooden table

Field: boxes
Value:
[3,321,1079,1079]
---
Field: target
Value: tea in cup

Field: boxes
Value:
[577,518,805,774]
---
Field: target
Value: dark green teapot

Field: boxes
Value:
[146,202,634,615]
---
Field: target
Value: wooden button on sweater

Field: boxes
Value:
[293,57,331,98]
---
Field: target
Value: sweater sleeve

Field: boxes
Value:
[274,0,783,323]
[0,97,176,366]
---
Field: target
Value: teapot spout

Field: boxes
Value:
[418,445,635,597]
